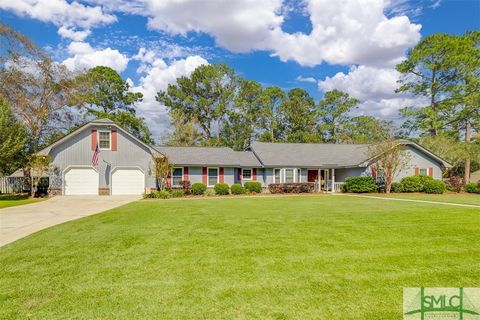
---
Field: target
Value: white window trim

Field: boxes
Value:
[172,167,183,187]
[242,168,252,181]
[98,129,111,150]
[273,168,281,183]
[207,167,219,187]
[284,168,296,183]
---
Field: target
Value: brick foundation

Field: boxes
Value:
[99,188,110,195]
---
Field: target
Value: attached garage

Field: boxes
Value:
[111,168,145,195]
[64,167,99,195]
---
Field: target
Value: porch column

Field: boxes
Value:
[331,168,336,193]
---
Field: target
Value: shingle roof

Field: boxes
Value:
[250,141,372,168]
[154,146,262,167]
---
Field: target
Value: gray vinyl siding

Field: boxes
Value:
[394,145,443,180]
[335,167,369,182]
[186,167,262,186]
[49,125,156,192]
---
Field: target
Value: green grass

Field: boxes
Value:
[369,193,480,206]
[0,198,45,209]
[1,196,479,319]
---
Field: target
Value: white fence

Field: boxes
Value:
[333,182,345,193]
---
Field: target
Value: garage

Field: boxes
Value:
[64,167,99,195]
[111,168,145,195]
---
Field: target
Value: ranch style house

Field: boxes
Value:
[37,118,451,195]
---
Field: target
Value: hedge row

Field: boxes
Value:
[145,181,263,198]
[391,175,446,194]
[268,183,315,194]
[465,182,480,194]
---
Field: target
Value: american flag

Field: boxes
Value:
[92,143,100,166]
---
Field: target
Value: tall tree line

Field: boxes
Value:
[0,23,152,175]
[157,64,390,149]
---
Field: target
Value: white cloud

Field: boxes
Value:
[139,0,420,67]
[58,26,91,41]
[62,41,129,72]
[318,65,426,120]
[131,52,209,141]
[0,0,116,40]
[296,75,317,83]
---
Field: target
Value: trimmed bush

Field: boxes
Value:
[344,176,377,193]
[244,181,262,193]
[268,183,315,194]
[0,193,29,200]
[400,175,433,193]
[231,183,246,195]
[192,183,207,195]
[423,180,446,194]
[465,183,479,194]
[391,182,404,193]
[340,183,348,193]
[214,183,230,195]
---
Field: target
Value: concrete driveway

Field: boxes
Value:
[0,195,140,247]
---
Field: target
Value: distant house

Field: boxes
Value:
[37,119,451,195]
[471,170,480,184]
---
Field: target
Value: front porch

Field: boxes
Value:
[306,168,344,193]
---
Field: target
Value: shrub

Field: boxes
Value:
[231,183,246,195]
[143,190,172,199]
[0,193,29,200]
[268,183,315,194]
[214,183,229,195]
[192,183,207,195]
[400,175,433,192]
[424,180,446,194]
[465,182,479,194]
[180,180,191,195]
[344,176,377,193]
[391,182,404,193]
[340,183,348,193]
[244,181,262,193]
[445,176,464,193]
[170,189,185,198]
[205,189,216,196]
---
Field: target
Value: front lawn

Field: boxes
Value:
[368,193,479,206]
[1,196,479,319]
[0,198,45,209]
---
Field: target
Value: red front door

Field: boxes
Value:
[307,170,318,182]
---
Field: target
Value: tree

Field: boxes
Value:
[73,66,153,144]
[151,155,173,190]
[165,113,202,146]
[257,86,286,142]
[0,23,77,152]
[341,116,393,144]
[73,66,143,115]
[446,31,480,183]
[0,98,27,175]
[368,139,412,194]
[157,64,237,144]
[396,34,459,136]
[27,155,51,197]
[281,88,320,143]
[317,90,359,143]
[221,80,262,150]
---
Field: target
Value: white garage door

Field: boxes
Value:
[64,167,99,195]
[111,168,145,195]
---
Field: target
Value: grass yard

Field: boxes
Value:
[0,195,479,319]
[366,193,480,206]
[0,198,45,209]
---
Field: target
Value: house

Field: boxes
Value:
[37,119,451,195]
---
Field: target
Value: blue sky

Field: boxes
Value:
[1,0,479,141]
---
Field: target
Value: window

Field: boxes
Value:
[242,168,252,180]
[172,167,183,187]
[274,168,281,183]
[98,130,111,149]
[208,168,218,187]
[419,168,428,175]
[285,169,294,183]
